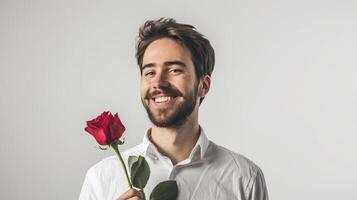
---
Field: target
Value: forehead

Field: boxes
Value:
[142,38,193,68]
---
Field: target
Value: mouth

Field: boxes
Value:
[150,95,178,109]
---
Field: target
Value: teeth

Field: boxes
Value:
[154,96,173,103]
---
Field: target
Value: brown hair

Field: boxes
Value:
[136,18,215,104]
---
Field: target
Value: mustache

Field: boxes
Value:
[147,86,182,99]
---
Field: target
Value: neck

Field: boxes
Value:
[149,114,200,166]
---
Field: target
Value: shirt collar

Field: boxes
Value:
[140,125,210,161]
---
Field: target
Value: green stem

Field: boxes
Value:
[111,144,133,188]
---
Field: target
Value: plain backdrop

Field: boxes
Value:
[1,0,356,199]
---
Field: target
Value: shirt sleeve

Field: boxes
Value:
[245,168,269,200]
[79,168,104,200]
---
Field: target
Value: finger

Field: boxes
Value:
[117,188,142,200]
[128,197,141,200]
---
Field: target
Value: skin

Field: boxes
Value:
[117,38,211,200]
[117,188,142,200]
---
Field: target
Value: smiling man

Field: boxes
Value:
[79,18,268,200]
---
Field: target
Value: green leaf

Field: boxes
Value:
[129,155,150,189]
[150,180,178,200]
[128,156,139,173]
[130,156,142,182]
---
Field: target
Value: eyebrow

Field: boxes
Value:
[141,60,187,71]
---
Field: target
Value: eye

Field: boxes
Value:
[144,71,155,77]
[170,69,182,74]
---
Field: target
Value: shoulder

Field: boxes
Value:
[88,143,145,177]
[207,141,263,179]
[80,144,146,199]
[206,141,268,196]
[208,142,269,199]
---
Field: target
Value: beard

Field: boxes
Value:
[141,81,198,128]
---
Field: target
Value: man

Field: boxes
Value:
[79,18,268,200]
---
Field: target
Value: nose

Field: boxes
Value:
[152,70,169,89]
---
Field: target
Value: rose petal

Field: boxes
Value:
[85,127,108,145]
[85,111,126,145]
[109,113,126,142]
[99,111,111,133]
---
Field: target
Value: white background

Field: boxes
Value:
[0,0,356,199]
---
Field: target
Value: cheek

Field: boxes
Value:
[180,78,195,92]
[140,81,149,98]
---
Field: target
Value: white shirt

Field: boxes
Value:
[79,126,268,200]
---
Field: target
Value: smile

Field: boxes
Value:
[154,96,174,103]
[151,96,178,109]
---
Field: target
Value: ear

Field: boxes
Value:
[198,75,211,98]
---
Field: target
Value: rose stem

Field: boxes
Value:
[111,144,133,188]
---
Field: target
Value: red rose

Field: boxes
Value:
[85,111,126,145]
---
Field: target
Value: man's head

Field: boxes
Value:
[136,18,215,127]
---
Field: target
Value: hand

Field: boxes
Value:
[117,188,143,200]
